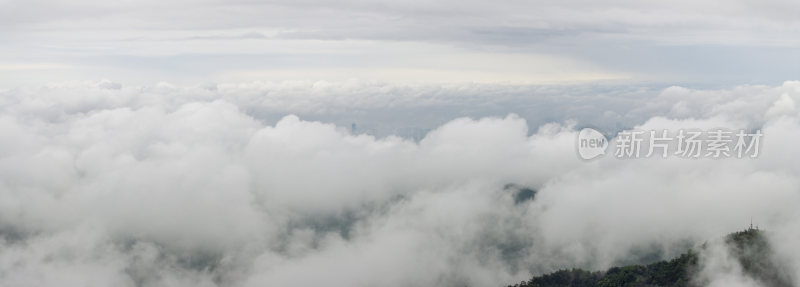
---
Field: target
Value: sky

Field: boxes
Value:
[2,0,800,86]
[3,1,800,287]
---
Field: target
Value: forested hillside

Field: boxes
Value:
[506,229,790,287]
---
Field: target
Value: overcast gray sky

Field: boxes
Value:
[2,0,800,86]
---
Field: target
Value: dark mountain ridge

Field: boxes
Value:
[506,228,791,287]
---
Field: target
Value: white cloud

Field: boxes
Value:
[2,80,800,286]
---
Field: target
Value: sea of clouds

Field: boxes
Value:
[1,80,800,286]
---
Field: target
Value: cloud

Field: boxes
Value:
[695,240,764,287]
[4,0,800,85]
[766,94,797,119]
[1,80,800,286]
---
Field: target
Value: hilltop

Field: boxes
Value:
[506,229,790,287]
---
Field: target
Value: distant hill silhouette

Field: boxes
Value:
[506,229,791,287]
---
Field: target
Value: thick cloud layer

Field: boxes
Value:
[1,81,800,286]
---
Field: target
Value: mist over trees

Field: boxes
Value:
[507,229,792,287]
